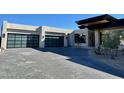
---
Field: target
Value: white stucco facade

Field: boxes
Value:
[69,28,89,48]
[1,21,74,49]
[0,21,93,49]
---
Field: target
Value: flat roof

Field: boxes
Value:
[5,21,73,33]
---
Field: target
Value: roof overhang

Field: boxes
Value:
[76,14,122,30]
[76,14,117,25]
[79,19,124,30]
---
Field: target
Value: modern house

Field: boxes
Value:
[1,21,73,49]
[76,14,124,48]
[1,14,124,49]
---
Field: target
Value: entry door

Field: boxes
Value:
[88,31,95,47]
[45,35,64,47]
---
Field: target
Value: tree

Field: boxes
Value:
[102,30,122,59]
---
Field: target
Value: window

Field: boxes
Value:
[74,34,86,43]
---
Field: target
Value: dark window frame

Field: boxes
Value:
[74,34,86,43]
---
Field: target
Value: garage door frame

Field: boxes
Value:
[7,33,39,48]
[45,35,64,47]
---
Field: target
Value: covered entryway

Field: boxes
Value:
[45,35,64,47]
[7,33,39,48]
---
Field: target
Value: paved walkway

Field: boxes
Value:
[0,48,122,79]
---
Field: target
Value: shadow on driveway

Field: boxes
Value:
[35,47,124,78]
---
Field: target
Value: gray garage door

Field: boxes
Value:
[7,33,39,48]
[45,35,64,47]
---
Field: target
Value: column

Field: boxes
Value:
[95,30,100,48]
[64,34,67,47]
[39,26,45,48]
[1,21,8,49]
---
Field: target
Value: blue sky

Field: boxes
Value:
[0,14,124,33]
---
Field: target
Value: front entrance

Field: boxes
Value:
[45,35,64,47]
[88,31,95,47]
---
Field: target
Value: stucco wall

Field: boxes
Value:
[95,30,100,48]
[1,21,74,49]
[40,26,73,48]
[1,21,8,49]
[1,21,41,49]
[42,26,73,34]
[7,23,39,31]
[69,28,89,48]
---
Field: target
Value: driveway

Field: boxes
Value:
[0,48,123,79]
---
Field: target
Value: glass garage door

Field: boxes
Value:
[7,33,39,48]
[45,35,64,47]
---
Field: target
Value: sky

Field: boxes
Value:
[0,14,124,35]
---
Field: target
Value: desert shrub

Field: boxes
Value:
[94,46,101,55]
[102,31,122,59]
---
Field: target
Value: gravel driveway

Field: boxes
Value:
[0,48,122,79]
